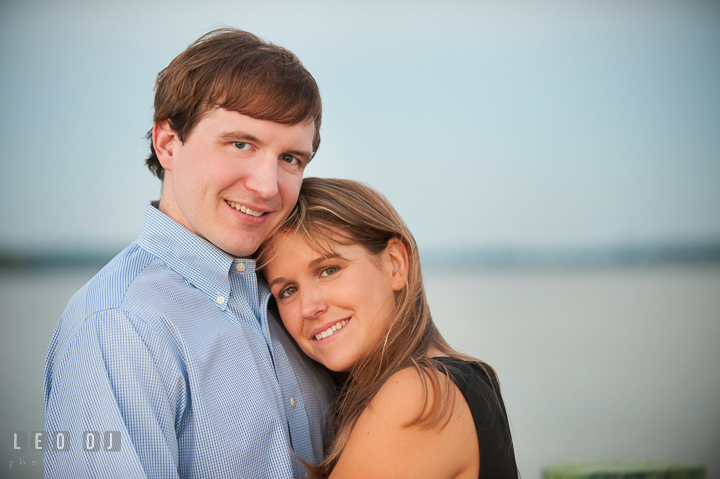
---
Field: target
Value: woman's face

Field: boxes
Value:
[263,233,408,372]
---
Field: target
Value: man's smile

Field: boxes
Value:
[226,200,266,217]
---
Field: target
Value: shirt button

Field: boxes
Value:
[216,296,225,305]
[290,398,296,408]
[235,263,246,272]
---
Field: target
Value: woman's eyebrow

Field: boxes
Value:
[268,276,286,288]
[309,254,340,267]
[267,254,342,287]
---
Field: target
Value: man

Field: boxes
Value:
[43,29,335,478]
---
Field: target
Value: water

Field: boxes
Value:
[1,267,100,478]
[425,265,720,478]
[1,264,719,478]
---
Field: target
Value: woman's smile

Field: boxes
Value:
[312,318,350,341]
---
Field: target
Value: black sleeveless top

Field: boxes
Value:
[433,357,518,479]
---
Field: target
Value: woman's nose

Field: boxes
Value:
[299,288,327,320]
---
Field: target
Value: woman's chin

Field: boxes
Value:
[311,355,355,373]
[326,364,353,373]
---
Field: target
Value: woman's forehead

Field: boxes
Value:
[276,226,353,256]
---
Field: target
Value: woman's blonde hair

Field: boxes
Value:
[257,177,496,478]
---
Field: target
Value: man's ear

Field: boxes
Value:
[153,120,179,171]
[385,238,409,292]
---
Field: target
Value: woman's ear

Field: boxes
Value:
[153,120,179,171]
[385,238,409,291]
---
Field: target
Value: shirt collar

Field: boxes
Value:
[137,202,259,310]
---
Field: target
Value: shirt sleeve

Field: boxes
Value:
[44,308,187,478]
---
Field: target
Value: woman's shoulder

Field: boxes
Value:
[329,365,480,479]
[431,357,503,406]
[431,356,497,385]
[432,356,519,479]
[370,366,436,418]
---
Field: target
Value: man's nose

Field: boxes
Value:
[244,153,279,199]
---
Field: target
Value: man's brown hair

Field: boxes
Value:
[146,28,322,180]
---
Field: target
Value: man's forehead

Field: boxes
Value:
[199,108,313,138]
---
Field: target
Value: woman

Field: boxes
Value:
[258,178,518,479]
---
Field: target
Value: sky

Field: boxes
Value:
[1,0,719,254]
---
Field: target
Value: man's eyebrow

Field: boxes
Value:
[217,130,313,164]
[286,148,313,165]
[217,131,260,143]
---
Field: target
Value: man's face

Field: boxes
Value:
[155,108,315,257]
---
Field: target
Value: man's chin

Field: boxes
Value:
[223,246,260,259]
[215,238,264,259]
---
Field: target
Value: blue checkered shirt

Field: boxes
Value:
[44,203,335,478]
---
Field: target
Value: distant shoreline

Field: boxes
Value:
[0,249,122,270]
[2,242,720,271]
[420,242,720,271]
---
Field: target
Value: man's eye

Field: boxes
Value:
[320,267,340,277]
[280,286,298,298]
[233,142,251,150]
[281,154,299,165]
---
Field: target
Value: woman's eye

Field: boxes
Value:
[320,267,340,277]
[233,142,251,150]
[281,154,299,165]
[280,286,298,298]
